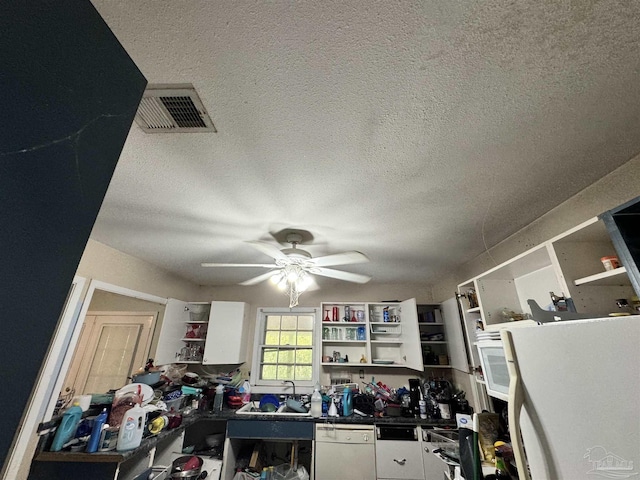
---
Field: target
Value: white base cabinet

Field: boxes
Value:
[375,439,424,480]
[315,424,375,480]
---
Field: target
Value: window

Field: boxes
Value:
[251,307,319,391]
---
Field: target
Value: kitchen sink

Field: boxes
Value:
[235,401,311,417]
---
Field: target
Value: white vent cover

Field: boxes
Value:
[134,84,217,133]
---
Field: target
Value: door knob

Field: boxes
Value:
[393,458,406,465]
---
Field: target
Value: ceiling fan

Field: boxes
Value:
[201,231,371,307]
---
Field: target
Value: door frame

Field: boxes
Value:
[44,280,167,420]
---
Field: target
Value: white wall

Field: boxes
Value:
[77,239,202,301]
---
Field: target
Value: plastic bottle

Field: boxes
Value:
[240,380,251,403]
[328,399,339,417]
[50,402,83,451]
[310,384,322,418]
[116,402,145,451]
[342,386,353,416]
[213,384,225,413]
[85,408,108,453]
[494,450,511,479]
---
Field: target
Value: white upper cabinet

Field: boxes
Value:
[320,298,424,371]
[457,216,639,356]
[155,300,250,365]
[202,301,250,365]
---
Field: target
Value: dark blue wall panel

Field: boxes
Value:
[0,0,146,467]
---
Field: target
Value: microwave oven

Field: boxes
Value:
[476,340,510,401]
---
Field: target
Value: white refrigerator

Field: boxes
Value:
[500,316,640,480]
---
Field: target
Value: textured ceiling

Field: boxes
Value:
[90,0,640,288]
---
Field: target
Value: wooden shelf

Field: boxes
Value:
[180,338,205,342]
[418,322,444,326]
[574,266,629,286]
[466,307,481,313]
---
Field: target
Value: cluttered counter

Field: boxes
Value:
[31,367,480,480]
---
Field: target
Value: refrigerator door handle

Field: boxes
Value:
[501,329,531,480]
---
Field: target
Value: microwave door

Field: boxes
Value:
[477,342,509,401]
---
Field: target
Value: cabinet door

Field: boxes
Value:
[375,440,424,479]
[315,442,376,479]
[203,301,249,364]
[441,297,469,372]
[155,298,189,364]
[422,441,446,480]
[398,298,423,371]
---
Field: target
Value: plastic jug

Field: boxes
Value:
[240,380,251,403]
[310,384,322,418]
[50,402,83,451]
[85,408,108,453]
[342,386,353,416]
[116,403,145,451]
[213,384,225,412]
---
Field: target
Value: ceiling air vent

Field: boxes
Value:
[134,84,217,133]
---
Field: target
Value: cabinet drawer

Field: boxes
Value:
[375,440,424,479]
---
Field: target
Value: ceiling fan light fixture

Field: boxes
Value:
[270,271,284,285]
[201,230,372,307]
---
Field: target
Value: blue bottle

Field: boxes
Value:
[86,408,108,453]
[342,386,353,416]
[50,402,83,452]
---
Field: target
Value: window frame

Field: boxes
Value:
[250,307,320,394]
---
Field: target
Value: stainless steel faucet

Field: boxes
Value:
[282,380,296,398]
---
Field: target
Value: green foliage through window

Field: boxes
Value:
[259,313,315,381]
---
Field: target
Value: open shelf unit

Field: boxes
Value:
[319,299,423,371]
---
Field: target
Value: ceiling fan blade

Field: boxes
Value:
[239,270,278,286]
[311,251,369,267]
[201,263,276,267]
[312,267,372,284]
[246,240,290,261]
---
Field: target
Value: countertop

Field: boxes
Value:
[34,408,455,464]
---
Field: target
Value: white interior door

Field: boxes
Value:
[64,311,155,395]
